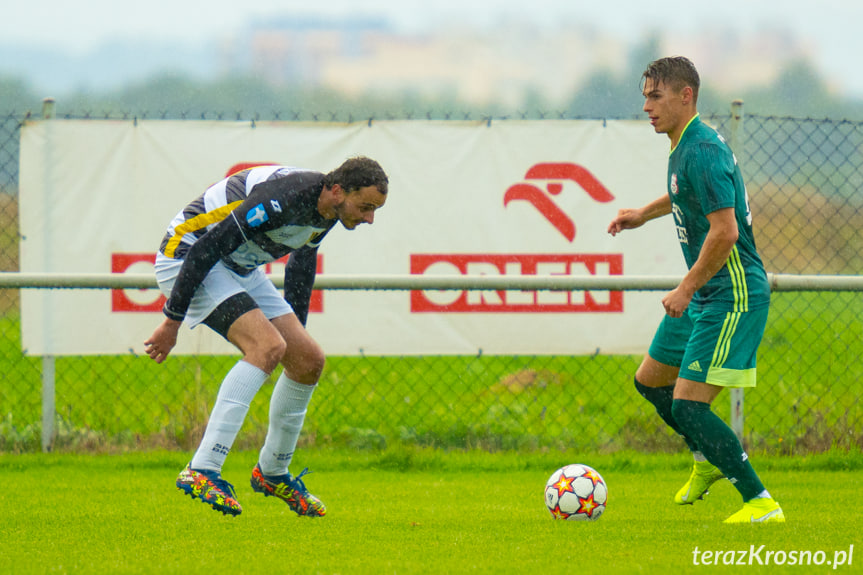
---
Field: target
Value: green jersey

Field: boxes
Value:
[667,115,770,311]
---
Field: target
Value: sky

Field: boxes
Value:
[3,0,863,98]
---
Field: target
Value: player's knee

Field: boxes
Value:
[284,342,325,384]
[257,336,288,374]
[305,345,326,381]
[306,349,326,382]
[637,365,682,399]
[670,398,706,431]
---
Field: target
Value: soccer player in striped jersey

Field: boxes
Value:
[607,57,784,524]
[145,156,388,516]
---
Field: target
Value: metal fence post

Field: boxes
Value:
[40,97,56,452]
[41,355,55,451]
[728,99,745,445]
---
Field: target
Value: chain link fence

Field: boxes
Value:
[1,110,861,454]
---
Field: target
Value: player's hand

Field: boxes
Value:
[607,208,646,236]
[661,287,693,318]
[144,319,181,363]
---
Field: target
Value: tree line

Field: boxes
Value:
[1,41,861,121]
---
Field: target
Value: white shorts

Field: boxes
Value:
[154,253,293,328]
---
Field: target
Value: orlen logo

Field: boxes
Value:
[111,253,166,313]
[504,163,615,242]
[410,254,622,313]
[111,253,324,313]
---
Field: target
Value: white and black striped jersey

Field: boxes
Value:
[159,165,335,325]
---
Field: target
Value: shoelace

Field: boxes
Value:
[290,467,313,493]
[211,476,237,498]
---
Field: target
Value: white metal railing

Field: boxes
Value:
[2,272,863,291]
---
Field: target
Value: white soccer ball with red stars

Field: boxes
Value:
[544,463,607,521]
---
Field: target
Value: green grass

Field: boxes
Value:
[1,448,861,574]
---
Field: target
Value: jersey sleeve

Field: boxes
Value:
[229,183,288,235]
[162,215,246,322]
[688,142,737,215]
[229,170,324,236]
[283,245,319,326]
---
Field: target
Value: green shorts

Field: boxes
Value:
[648,303,769,388]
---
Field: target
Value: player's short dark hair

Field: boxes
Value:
[324,156,389,195]
[641,56,700,102]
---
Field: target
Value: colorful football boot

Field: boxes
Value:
[250,464,326,517]
[176,464,242,516]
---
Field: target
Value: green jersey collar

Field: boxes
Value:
[670,113,700,155]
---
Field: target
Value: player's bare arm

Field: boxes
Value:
[607,194,672,236]
[662,207,738,317]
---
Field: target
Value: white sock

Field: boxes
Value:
[692,451,707,462]
[258,373,316,476]
[753,489,772,500]
[191,360,268,473]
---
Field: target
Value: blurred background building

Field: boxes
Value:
[225,17,812,108]
[0,3,859,118]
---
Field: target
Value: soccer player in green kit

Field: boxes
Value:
[608,56,784,523]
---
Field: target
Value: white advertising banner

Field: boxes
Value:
[19,119,684,356]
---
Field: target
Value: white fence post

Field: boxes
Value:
[40,96,56,452]
[729,99,745,445]
[41,355,55,452]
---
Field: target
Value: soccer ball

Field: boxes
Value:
[544,463,607,521]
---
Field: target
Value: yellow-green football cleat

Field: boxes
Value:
[723,497,785,524]
[674,460,726,505]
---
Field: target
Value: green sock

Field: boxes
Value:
[634,379,700,453]
[671,398,766,501]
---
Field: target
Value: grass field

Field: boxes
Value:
[1,448,860,574]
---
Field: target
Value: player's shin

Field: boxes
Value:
[190,360,268,472]
[258,373,317,476]
[671,398,767,501]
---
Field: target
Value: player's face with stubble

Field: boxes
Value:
[334,185,387,230]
